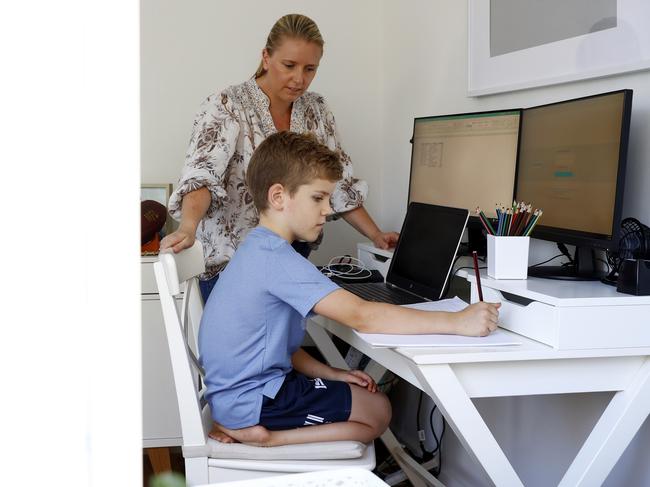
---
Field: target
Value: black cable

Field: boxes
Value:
[437,418,446,477]
[529,253,565,268]
[414,391,435,460]
[428,405,441,455]
[441,264,486,299]
[557,242,574,263]
[424,405,447,477]
[415,391,427,459]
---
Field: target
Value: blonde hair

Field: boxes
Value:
[254,14,324,79]
[246,132,342,211]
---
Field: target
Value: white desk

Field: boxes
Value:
[307,309,650,486]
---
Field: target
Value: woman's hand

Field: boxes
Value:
[160,187,211,253]
[372,231,399,250]
[160,226,196,253]
[334,369,377,392]
[452,302,501,337]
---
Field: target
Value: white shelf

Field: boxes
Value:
[457,259,650,307]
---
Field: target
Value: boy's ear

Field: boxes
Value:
[267,183,286,210]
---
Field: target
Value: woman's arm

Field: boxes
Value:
[341,206,399,250]
[160,187,211,253]
[163,92,240,253]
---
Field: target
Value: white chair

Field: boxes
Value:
[153,241,375,485]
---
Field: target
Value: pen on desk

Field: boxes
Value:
[472,250,484,302]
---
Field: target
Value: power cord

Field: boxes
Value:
[320,255,373,280]
[430,409,445,477]
[557,243,574,264]
[415,391,434,462]
[529,253,565,268]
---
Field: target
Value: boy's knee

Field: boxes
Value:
[375,392,392,433]
[365,391,391,436]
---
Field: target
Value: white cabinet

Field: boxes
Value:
[142,257,182,447]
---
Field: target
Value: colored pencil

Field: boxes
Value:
[524,210,543,236]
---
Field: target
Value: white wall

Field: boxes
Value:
[141,0,384,264]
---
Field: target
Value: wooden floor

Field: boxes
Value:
[143,447,185,486]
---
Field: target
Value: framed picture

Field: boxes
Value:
[141,183,174,238]
[468,0,650,96]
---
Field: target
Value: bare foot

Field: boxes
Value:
[213,422,273,447]
[209,423,237,443]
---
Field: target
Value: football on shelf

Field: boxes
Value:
[141,200,167,244]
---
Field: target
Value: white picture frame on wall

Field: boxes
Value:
[468,0,650,96]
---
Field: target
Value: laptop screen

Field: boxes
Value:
[386,203,469,300]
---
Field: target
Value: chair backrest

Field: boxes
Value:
[153,241,208,448]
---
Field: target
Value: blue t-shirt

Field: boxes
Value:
[198,226,340,429]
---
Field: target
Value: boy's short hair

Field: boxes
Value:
[246,131,343,211]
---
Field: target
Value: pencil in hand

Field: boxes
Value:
[472,250,484,301]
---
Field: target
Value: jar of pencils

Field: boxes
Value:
[476,202,542,279]
[487,235,530,279]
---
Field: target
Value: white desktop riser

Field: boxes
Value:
[473,285,650,350]
[357,242,393,277]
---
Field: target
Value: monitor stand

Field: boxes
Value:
[528,246,608,281]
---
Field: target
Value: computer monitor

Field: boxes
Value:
[515,89,633,280]
[408,109,521,253]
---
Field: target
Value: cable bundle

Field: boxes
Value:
[320,255,373,280]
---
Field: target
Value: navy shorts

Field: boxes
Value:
[259,371,352,430]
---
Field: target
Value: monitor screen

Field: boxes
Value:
[515,90,632,249]
[408,110,521,218]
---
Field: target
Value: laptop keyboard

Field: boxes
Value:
[338,282,423,305]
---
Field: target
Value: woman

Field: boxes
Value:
[161,13,398,301]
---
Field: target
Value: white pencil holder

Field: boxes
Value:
[487,235,530,279]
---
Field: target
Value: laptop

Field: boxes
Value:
[338,203,469,305]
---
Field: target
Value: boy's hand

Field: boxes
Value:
[335,369,377,392]
[453,302,501,337]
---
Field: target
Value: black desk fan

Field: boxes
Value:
[605,217,650,284]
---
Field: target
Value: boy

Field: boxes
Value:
[199,131,500,447]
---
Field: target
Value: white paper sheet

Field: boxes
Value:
[354,297,522,348]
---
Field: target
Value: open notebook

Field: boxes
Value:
[353,297,522,347]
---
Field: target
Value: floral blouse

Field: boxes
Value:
[168,78,368,280]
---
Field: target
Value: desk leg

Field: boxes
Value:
[306,320,349,369]
[559,357,650,487]
[306,320,445,487]
[410,363,524,487]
